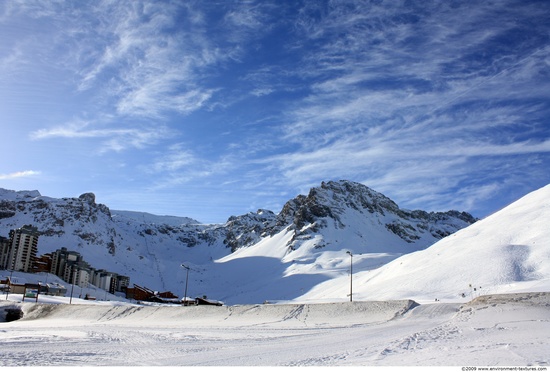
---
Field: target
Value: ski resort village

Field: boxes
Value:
[0,224,190,304]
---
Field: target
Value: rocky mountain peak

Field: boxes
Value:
[220,209,277,252]
[274,180,477,250]
[79,192,96,204]
[319,180,401,214]
[279,180,401,232]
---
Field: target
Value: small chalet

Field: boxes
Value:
[125,284,155,302]
[126,285,180,304]
[195,296,223,306]
[1,277,66,297]
[39,282,67,296]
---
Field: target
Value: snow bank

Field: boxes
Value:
[1,299,418,328]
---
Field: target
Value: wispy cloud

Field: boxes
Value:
[147,144,198,173]
[0,170,41,180]
[0,44,25,76]
[222,2,279,45]
[256,0,550,214]
[142,143,238,191]
[2,1,549,221]
[72,1,222,119]
[14,1,282,153]
[30,119,174,153]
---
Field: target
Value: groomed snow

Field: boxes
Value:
[1,292,549,366]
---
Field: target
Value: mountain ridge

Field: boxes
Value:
[0,180,477,304]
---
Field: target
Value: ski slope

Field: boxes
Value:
[297,184,550,303]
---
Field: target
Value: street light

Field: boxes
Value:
[181,264,190,306]
[5,270,14,300]
[69,267,76,304]
[346,251,353,302]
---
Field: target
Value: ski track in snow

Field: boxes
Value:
[1,293,549,366]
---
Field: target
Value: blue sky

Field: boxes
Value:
[1,0,549,224]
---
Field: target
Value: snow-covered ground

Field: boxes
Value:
[1,292,549,366]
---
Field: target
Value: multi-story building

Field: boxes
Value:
[92,270,118,293]
[90,269,103,289]
[33,252,52,273]
[65,263,92,288]
[0,225,39,272]
[3,240,132,297]
[51,252,129,294]
[0,236,10,269]
[50,247,82,278]
[116,275,130,292]
[49,247,94,288]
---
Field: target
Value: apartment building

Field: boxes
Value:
[1,232,132,296]
[0,225,39,272]
[0,236,10,269]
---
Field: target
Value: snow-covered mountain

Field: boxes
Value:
[0,180,477,304]
[2,183,550,368]
[298,183,550,303]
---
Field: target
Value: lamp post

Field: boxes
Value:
[5,270,14,300]
[181,264,190,306]
[346,251,353,302]
[69,267,76,304]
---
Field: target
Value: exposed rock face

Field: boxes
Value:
[223,210,277,252]
[79,192,96,204]
[0,189,116,254]
[273,180,477,249]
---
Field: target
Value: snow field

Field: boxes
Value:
[1,292,549,366]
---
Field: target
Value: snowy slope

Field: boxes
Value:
[298,184,550,303]
[198,180,477,303]
[0,181,476,304]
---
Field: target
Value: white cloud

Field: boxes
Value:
[0,44,25,77]
[30,119,174,153]
[142,143,240,192]
[3,0,549,220]
[257,1,550,206]
[0,170,41,180]
[148,144,197,173]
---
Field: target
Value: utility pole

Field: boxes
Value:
[5,270,14,300]
[181,264,190,306]
[69,267,76,304]
[347,251,353,302]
